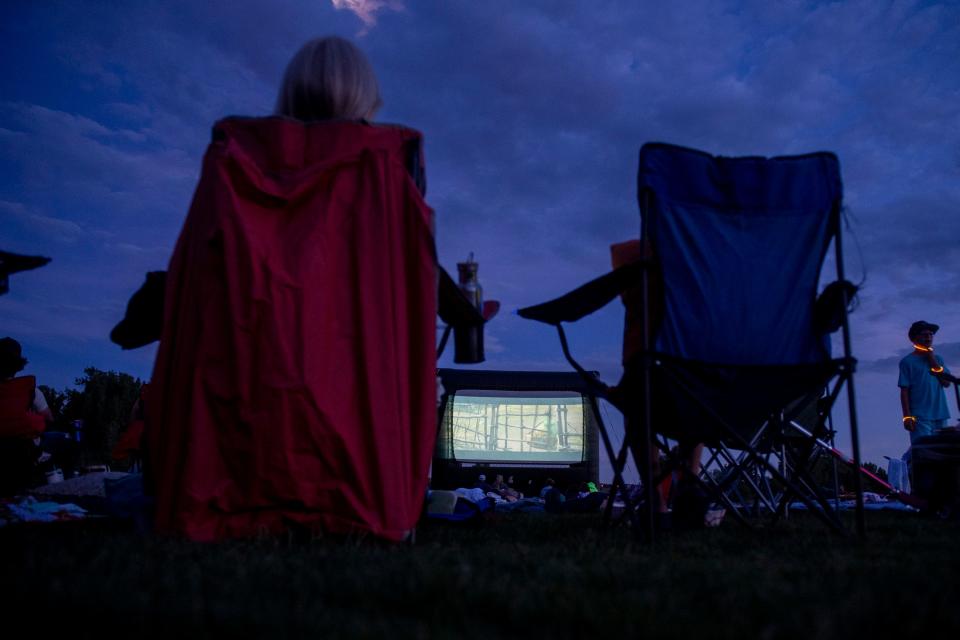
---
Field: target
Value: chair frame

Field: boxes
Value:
[521,148,866,540]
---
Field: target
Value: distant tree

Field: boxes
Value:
[862,461,888,483]
[66,368,142,467]
[808,456,891,495]
[39,384,69,424]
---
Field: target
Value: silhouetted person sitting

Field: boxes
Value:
[147,36,439,541]
[539,477,557,499]
[491,473,520,502]
[473,473,496,493]
[0,337,53,494]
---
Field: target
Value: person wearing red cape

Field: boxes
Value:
[147,37,437,541]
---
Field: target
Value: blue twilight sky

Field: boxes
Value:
[1,1,959,476]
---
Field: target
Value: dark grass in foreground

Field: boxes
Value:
[2,511,958,639]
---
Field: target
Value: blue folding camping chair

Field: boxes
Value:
[520,142,865,539]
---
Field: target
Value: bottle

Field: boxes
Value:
[456,252,483,311]
[454,252,485,364]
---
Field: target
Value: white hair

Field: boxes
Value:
[275,36,382,122]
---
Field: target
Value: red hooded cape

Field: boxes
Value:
[147,117,437,541]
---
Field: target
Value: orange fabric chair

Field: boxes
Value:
[0,376,45,439]
[0,376,45,494]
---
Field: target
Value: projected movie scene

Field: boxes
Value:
[432,369,601,489]
[448,391,585,464]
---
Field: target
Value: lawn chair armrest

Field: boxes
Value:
[518,260,645,324]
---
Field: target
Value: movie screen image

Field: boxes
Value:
[446,390,586,463]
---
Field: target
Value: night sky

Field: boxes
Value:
[2,1,959,478]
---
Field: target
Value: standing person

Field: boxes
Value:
[899,321,952,442]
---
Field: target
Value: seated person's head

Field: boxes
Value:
[0,337,27,379]
[275,36,382,122]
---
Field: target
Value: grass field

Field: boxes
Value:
[2,510,958,639]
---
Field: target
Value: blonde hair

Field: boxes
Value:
[275,36,382,122]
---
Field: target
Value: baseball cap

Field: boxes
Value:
[908,320,939,340]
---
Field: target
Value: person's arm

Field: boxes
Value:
[900,387,916,431]
[936,355,951,388]
[917,350,951,388]
[32,387,54,426]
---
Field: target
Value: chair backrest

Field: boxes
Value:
[147,117,437,542]
[638,143,842,365]
[0,375,45,439]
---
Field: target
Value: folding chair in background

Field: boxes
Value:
[520,142,865,539]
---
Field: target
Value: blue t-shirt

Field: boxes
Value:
[898,352,950,420]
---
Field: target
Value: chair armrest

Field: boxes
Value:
[0,250,52,277]
[111,267,492,350]
[111,271,167,349]
[0,250,52,296]
[518,260,645,325]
